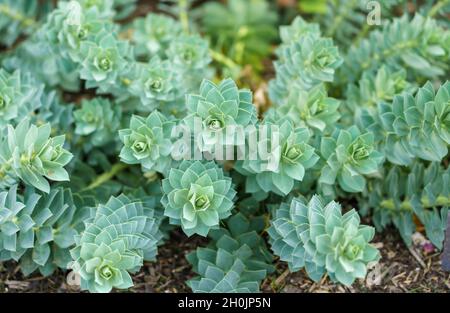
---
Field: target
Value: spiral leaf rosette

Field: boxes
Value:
[70,194,162,293]
[119,111,175,174]
[236,119,319,196]
[185,78,257,153]
[0,118,73,193]
[0,185,87,276]
[319,126,384,194]
[161,160,236,237]
[187,213,275,293]
[74,97,121,148]
[269,195,381,286]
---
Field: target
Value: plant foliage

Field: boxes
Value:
[0,0,448,294]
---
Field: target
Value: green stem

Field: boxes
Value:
[353,23,370,46]
[0,4,37,28]
[178,0,190,34]
[428,0,450,17]
[380,195,450,212]
[209,49,240,72]
[326,0,359,37]
[235,26,249,65]
[82,163,128,191]
[359,39,417,71]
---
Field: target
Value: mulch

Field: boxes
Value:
[1,229,449,293]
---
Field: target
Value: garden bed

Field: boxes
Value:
[2,229,448,293]
[0,0,449,295]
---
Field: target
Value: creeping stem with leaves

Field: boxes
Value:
[0,0,449,293]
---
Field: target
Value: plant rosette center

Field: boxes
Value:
[95,53,113,72]
[282,143,303,164]
[187,183,214,213]
[130,133,153,159]
[343,243,362,260]
[205,116,225,132]
[77,26,89,40]
[83,111,96,124]
[190,193,211,211]
[348,139,371,163]
[145,77,164,93]
[182,49,195,64]
[99,264,115,280]
[40,142,64,163]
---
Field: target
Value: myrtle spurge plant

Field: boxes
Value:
[185,78,257,153]
[267,83,341,134]
[161,160,236,237]
[74,97,121,148]
[235,119,319,196]
[269,196,380,286]
[319,126,384,195]
[131,13,182,59]
[0,185,88,276]
[0,118,73,193]
[269,17,343,104]
[360,81,450,165]
[0,69,43,127]
[0,0,448,294]
[119,111,174,174]
[187,213,274,292]
[129,56,180,110]
[70,194,162,292]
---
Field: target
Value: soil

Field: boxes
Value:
[1,229,449,293]
[0,0,449,295]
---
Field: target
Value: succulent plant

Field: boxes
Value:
[70,194,162,293]
[161,160,236,237]
[341,14,449,85]
[119,111,175,174]
[269,195,381,286]
[0,0,448,294]
[79,30,131,91]
[185,78,257,154]
[366,81,449,166]
[346,66,415,113]
[361,161,450,249]
[269,25,342,104]
[0,118,73,193]
[77,0,115,19]
[270,83,341,134]
[164,33,213,93]
[278,16,320,44]
[236,119,319,196]
[74,97,121,148]
[187,213,274,293]
[167,34,211,71]
[0,0,46,47]
[0,68,43,128]
[128,56,180,110]
[0,185,89,276]
[44,0,109,63]
[319,126,383,194]
[2,27,82,92]
[131,13,182,59]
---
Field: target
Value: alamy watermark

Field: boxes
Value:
[367,0,382,26]
[169,117,282,171]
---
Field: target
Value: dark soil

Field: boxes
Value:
[263,231,450,293]
[1,229,449,293]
